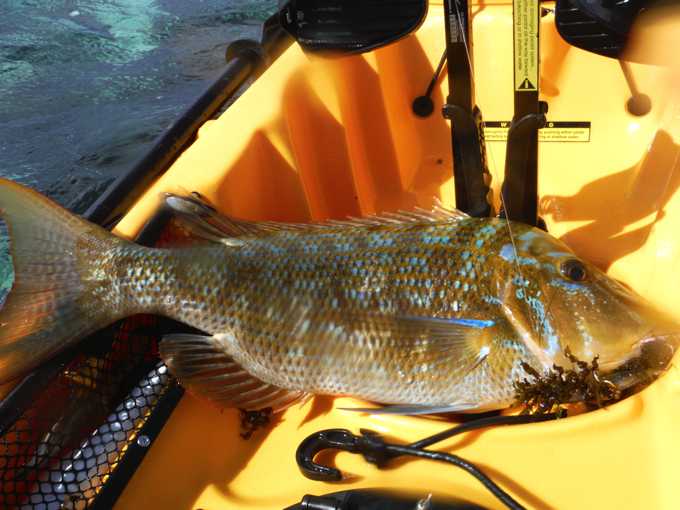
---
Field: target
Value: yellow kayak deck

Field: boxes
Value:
[112,2,680,508]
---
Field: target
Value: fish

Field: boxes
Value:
[0,177,677,415]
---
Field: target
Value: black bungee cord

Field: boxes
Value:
[296,412,558,510]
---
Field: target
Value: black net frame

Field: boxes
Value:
[0,210,197,510]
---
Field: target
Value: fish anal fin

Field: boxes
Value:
[159,333,306,412]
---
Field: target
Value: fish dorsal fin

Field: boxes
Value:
[159,333,307,412]
[336,199,469,227]
[164,193,468,244]
[163,193,276,245]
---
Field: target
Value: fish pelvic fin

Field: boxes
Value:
[0,178,123,383]
[160,333,308,413]
[339,402,479,415]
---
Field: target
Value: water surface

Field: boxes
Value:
[0,0,277,294]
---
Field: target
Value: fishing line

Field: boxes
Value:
[451,0,528,309]
[453,0,475,80]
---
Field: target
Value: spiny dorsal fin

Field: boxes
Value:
[164,193,468,244]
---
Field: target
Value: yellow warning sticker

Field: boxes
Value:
[484,121,591,142]
[514,0,539,92]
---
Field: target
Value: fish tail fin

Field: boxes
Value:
[0,178,122,383]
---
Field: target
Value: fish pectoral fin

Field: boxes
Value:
[389,315,494,345]
[293,307,495,350]
[160,333,307,413]
[285,304,495,375]
[355,314,494,372]
[339,402,478,415]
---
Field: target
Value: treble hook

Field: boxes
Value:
[296,428,393,482]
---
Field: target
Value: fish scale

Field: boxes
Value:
[0,179,677,414]
[105,219,535,408]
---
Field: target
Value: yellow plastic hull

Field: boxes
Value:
[112,2,680,508]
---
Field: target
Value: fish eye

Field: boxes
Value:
[560,259,587,282]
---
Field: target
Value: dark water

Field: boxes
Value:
[0,0,277,293]
[1,0,276,199]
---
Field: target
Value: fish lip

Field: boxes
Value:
[601,333,679,389]
[638,333,678,361]
[599,334,678,370]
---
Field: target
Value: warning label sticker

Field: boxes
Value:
[484,121,591,142]
[514,0,539,92]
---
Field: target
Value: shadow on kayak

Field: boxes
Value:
[540,129,680,270]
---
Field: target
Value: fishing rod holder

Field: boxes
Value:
[442,103,492,218]
[500,107,548,228]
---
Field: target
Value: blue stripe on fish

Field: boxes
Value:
[405,316,495,329]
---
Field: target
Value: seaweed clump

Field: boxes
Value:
[239,407,273,439]
[514,347,621,415]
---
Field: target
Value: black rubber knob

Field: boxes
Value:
[412,95,434,117]
[627,94,651,117]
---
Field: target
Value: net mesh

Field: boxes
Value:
[0,217,191,509]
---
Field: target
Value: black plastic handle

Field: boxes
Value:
[500,112,547,227]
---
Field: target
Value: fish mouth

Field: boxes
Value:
[603,334,678,390]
